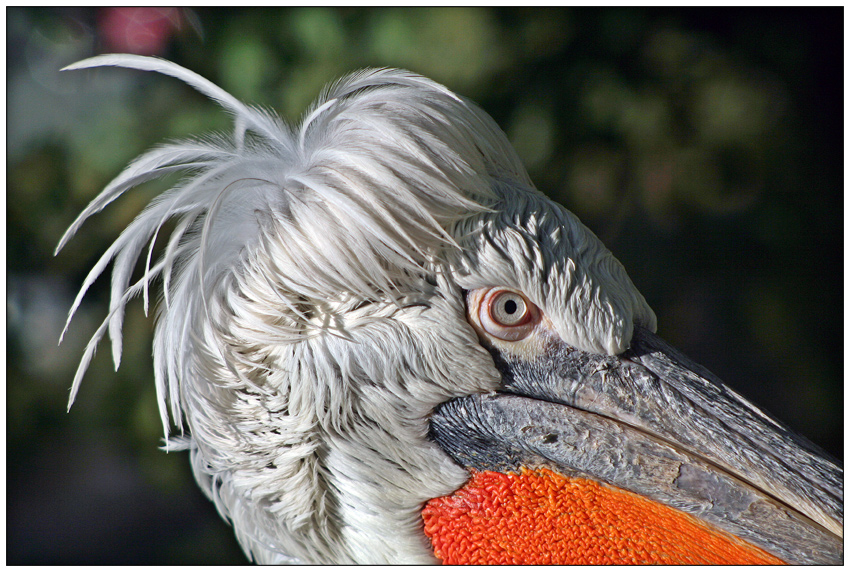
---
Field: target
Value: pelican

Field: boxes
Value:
[58,54,842,564]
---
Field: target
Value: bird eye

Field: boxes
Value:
[489,291,529,326]
[473,288,540,341]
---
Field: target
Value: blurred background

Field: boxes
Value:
[7,7,842,564]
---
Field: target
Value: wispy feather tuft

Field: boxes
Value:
[57,55,521,436]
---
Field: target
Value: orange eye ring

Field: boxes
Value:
[474,288,541,341]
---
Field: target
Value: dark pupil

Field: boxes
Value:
[504,299,518,315]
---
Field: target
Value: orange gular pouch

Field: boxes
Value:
[422,468,785,565]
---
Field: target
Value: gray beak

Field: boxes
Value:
[430,326,842,564]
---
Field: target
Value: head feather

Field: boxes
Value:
[57,55,534,443]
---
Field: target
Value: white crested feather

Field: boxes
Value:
[59,55,656,563]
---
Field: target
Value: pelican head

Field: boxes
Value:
[58,55,841,564]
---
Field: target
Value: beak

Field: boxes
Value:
[427,326,842,564]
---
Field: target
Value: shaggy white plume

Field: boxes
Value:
[59,55,655,563]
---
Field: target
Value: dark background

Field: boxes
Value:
[7,7,843,564]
